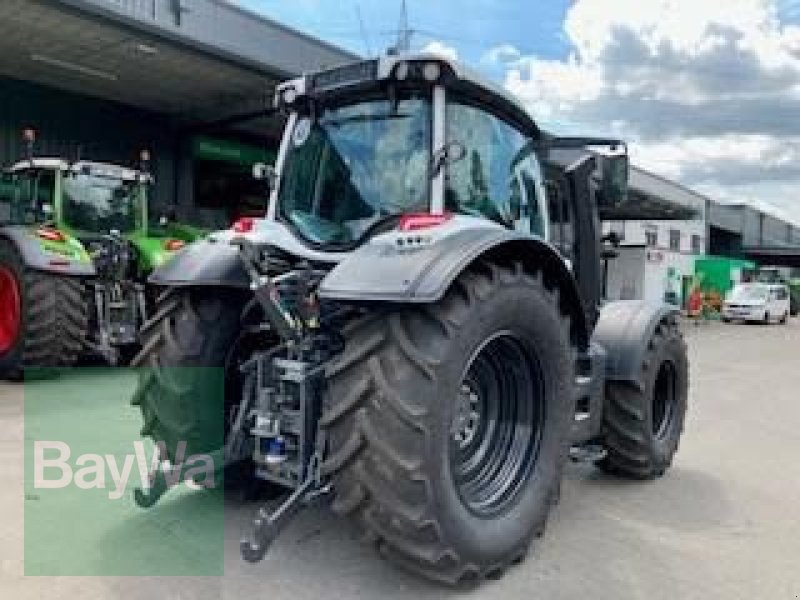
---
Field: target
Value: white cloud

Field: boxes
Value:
[482,44,522,65]
[420,40,459,61]
[502,0,800,222]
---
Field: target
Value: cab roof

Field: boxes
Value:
[10,159,142,181]
[276,53,542,138]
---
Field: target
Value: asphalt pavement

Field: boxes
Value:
[1,318,799,599]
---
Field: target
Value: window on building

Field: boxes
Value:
[669,229,681,252]
[691,234,703,255]
[645,230,658,247]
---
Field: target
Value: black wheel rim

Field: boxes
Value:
[450,332,545,517]
[652,360,678,439]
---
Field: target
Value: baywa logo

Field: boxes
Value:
[33,440,216,500]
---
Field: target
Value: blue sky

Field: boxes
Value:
[238,0,572,79]
[238,0,800,222]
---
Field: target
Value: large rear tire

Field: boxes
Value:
[321,262,575,585]
[597,317,688,479]
[0,238,87,378]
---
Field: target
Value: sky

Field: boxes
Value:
[238,0,800,224]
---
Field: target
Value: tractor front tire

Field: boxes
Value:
[322,262,575,585]
[598,318,688,479]
[131,288,245,463]
[0,239,87,378]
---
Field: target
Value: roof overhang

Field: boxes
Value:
[0,0,355,133]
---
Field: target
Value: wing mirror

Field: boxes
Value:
[597,153,629,208]
[431,141,467,177]
[253,163,278,190]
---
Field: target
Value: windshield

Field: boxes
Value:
[62,174,141,234]
[277,94,431,246]
[728,285,769,303]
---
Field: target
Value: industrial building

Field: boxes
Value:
[605,166,800,306]
[0,0,355,228]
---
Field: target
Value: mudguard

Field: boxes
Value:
[147,221,346,288]
[0,225,94,277]
[148,236,250,288]
[592,300,679,383]
[319,220,590,349]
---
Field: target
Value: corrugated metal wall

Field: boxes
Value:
[0,76,178,211]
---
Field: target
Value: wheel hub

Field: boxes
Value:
[0,266,21,354]
[449,332,545,517]
[452,383,481,448]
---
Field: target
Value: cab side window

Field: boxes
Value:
[22,169,56,223]
[445,100,547,237]
[0,173,15,224]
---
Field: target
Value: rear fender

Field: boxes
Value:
[319,218,590,350]
[592,300,679,383]
[0,225,94,277]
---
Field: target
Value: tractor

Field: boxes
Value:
[0,132,201,376]
[131,55,690,585]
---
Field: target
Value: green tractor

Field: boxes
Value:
[0,131,201,376]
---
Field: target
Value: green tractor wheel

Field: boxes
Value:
[0,238,88,378]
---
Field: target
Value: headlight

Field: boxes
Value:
[423,62,441,82]
[282,87,298,105]
[394,61,409,81]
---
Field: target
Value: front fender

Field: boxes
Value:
[592,300,679,383]
[0,225,94,277]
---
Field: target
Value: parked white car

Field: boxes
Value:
[722,283,791,324]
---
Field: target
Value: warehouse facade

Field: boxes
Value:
[605,166,800,306]
[0,0,355,228]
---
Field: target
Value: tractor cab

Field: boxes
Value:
[260,55,628,253]
[266,56,558,249]
[4,158,148,237]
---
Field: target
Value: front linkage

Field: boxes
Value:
[135,238,340,560]
[85,232,147,365]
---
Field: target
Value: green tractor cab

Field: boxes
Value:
[0,138,203,374]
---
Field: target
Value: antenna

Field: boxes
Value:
[355,5,373,57]
[389,0,413,55]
